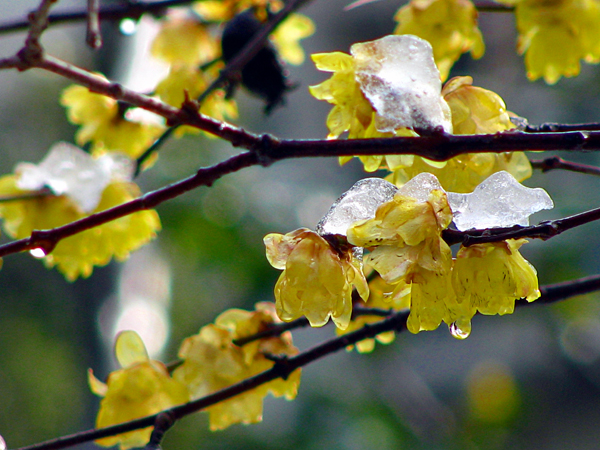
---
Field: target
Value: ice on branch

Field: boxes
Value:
[16,142,134,213]
[316,178,398,236]
[446,171,554,230]
[320,171,553,234]
[351,35,453,133]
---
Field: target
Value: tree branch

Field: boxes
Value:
[85,0,102,50]
[443,205,600,247]
[0,0,196,35]
[530,156,600,176]
[12,273,600,450]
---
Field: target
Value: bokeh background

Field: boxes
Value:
[2,1,600,449]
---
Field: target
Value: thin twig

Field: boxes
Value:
[85,0,102,49]
[530,156,600,176]
[0,0,195,34]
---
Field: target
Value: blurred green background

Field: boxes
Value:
[2,1,600,449]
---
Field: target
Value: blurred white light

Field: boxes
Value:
[120,19,138,36]
[29,248,47,258]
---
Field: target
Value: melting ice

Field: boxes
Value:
[351,35,453,134]
[317,171,553,236]
[16,141,134,213]
[316,178,398,236]
[447,171,554,230]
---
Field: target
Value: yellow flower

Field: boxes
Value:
[348,190,464,334]
[0,175,160,280]
[394,0,485,81]
[389,76,532,192]
[452,239,540,317]
[192,0,284,22]
[151,16,219,67]
[173,303,300,430]
[154,65,238,137]
[442,76,514,134]
[264,228,369,330]
[309,51,377,139]
[348,190,453,250]
[309,49,421,171]
[499,0,600,83]
[89,331,189,450]
[271,14,315,65]
[61,81,165,159]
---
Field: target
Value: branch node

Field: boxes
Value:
[264,354,293,380]
[145,411,176,450]
[254,134,277,167]
[29,229,57,256]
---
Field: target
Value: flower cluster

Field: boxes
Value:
[347,190,540,337]
[90,303,300,449]
[0,143,160,280]
[310,36,532,192]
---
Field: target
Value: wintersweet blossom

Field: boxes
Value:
[150,16,219,67]
[264,228,369,329]
[0,145,160,280]
[89,331,189,450]
[389,76,532,193]
[496,0,600,83]
[173,303,301,430]
[453,239,540,317]
[347,190,463,333]
[394,0,485,81]
[61,80,164,158]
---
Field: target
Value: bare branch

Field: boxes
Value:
[0,0,195,35]
[443,205,600,246]
[85,0,102,50]
[530,156,600,176]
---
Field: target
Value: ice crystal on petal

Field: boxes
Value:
[316,178,399,236]
[397,172,444,202]
[16,142,134,213]
[351,35,453,133]
[447,171,553,230]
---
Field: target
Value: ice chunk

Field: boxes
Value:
[351,35,452,134]
[397,172,444,202]
[316,178,398,236]
[16,142,134,213]
[447,171,554,231]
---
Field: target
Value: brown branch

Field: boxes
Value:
[12,273,600,450]
[443,205,600,246]
[474,1,514,12]
[0,151,260,258]
[0,0,196,35]
[520,274,600,306]
[530,156,600,176]
[85,0,102,49]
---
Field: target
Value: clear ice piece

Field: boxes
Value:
[447,171,554,231]
[397,172,444,202]
[351,35,453,134]
[16,142,134,213]
[316,178,399,236]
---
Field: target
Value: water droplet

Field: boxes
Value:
[120,18,137,35]
[449,322,470,340]
[29,248,47,259]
